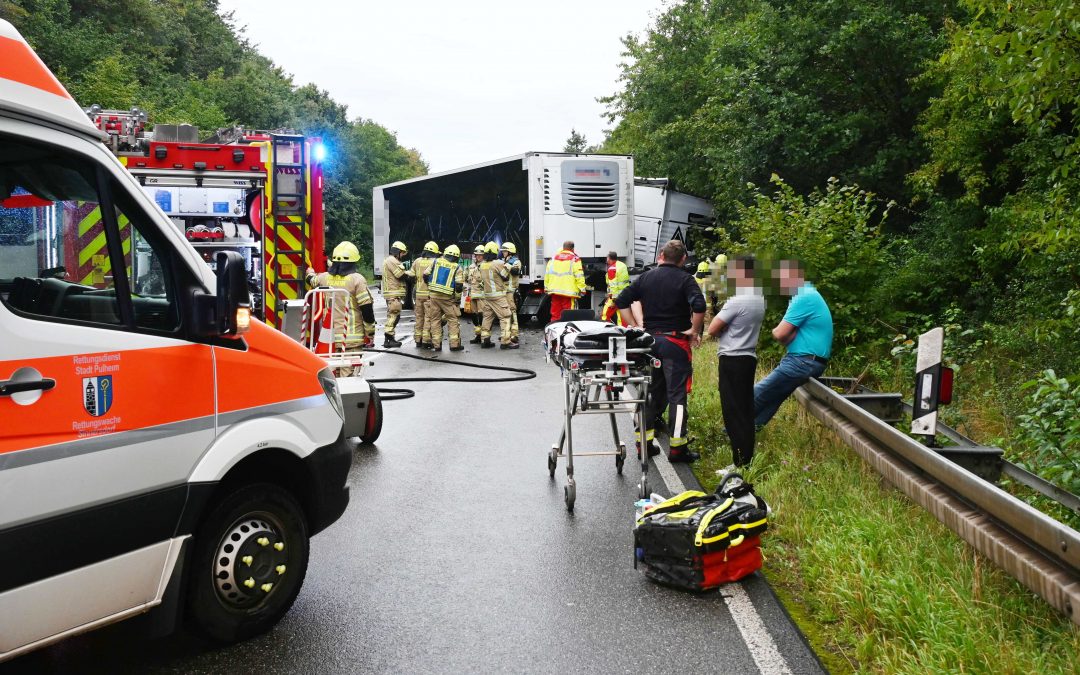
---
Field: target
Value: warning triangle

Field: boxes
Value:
[671,226,685,243]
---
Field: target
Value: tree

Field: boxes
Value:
[563,128,588,153]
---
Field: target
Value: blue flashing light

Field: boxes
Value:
[313,142,328,163]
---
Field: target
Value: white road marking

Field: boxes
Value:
[653,453,793,675]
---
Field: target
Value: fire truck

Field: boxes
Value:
[85,106,326,330]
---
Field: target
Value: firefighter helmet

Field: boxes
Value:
[484,241,499,255]
[501,241,517,254]
[697,260,710,273]
[444,244,461,258]
[424,241,440,254]
[473,244,485,254]
[332,241,361,263]
[714,253,728,265]
[391,240,408,254]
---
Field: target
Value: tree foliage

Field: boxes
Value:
[0,0,427,256]
[602,0,1078,394]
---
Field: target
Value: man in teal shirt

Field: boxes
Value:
[754,259,833,428]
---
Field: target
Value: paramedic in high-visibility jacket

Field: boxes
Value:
[616,239,706,463]
[601,251,630,324]
[381,240,414,348]
[544,240,586,322]
[424,244,466,351]
[306,240,376,375]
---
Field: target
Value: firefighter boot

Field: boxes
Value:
[481,338,495,348]
[500,342,519,349]
[469,334,482,344]
[383,335,403,348]
[449,344,464,352]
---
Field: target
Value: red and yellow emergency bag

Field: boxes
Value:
[634,474,768,591]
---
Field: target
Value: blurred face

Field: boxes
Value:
[728,261,751,287]
[774,262,804,295]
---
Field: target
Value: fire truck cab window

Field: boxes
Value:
[0,135,177,332]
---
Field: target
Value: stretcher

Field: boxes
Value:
[543,320,659,511]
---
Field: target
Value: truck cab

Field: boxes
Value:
[0,20,351,661]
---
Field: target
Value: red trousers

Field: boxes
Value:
[548,294,577,322]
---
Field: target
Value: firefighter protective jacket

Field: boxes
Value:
[428,257,464,298]
[479,259,510,297]
[381,255,414,298]
[413,257,434,298]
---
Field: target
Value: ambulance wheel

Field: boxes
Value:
[564,479,576,511]
[187,482,309,643]
[360,385,383,444]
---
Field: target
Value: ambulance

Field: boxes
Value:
[0,20,351,661]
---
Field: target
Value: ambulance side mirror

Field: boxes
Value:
[194,251,250,338]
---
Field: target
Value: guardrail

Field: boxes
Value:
[795,377,1080,626]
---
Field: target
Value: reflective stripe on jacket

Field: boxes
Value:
[544,249,585,297]
[480,259,510,297]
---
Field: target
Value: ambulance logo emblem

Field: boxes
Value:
[83,376,113,417]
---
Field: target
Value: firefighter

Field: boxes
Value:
[467,244,486,342]
[424,244,465,351]
[478,241,516,349]
[544,240,586,322]
[306,240,376,375]
[601,251,629,324]
[381,240,414,348]
[501,242,522,344]
[412,241,440,349]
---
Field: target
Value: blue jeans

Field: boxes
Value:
[753,354,827,428]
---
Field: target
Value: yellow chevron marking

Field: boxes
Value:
[78,207,102,237]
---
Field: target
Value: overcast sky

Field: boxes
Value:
[216,0,659,173]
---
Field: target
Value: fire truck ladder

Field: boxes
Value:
[266,134,310,327]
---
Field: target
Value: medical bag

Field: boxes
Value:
[634,474,768,591]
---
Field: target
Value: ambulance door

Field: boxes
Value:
[0,131,215,653]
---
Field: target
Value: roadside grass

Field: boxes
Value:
[688,348,1080,674]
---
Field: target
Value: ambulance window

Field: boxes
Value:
[109,184,179,332]
[0,137,123,325]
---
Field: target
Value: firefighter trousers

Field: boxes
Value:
[641,335,693,453]
[479,296,512,343]
[413,296,430,344]
[385,297,403,337]
[428,294,461,348]
[506,291,519,339]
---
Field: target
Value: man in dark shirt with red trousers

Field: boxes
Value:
[615,240,706,463]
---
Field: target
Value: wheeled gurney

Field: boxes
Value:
[543,320,659,511]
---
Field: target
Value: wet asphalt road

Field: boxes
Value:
[4,307,823,674]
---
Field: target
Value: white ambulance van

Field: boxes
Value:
[0,20,351,661]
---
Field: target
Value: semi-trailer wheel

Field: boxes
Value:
[186,483,309,643]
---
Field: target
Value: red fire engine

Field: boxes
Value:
[85,106,326,329]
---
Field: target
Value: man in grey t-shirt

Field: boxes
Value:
[707,256,766,467]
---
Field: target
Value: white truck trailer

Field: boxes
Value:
[632,178,714,269]
[373,152,634,322]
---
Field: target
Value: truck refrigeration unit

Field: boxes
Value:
[373,152,634,323]
[632,178,714,269]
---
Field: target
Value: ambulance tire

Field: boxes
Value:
[186,483,309,643]
[360,384,383,444]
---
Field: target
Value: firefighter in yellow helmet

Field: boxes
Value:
[500,241,522,343]
[477,241,516,348]
[411,241,440,349]
[467,244,486,342]
[306,241,375,375]
[381,240,414,348]
[423,244,465,351]
[601,251,630,324]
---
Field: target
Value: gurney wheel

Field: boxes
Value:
[615,454,624,474]
[547,452,557,478]
[638,478,649,500]
[564,479,576,511]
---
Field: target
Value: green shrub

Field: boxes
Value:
[1015,370,1080,499]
